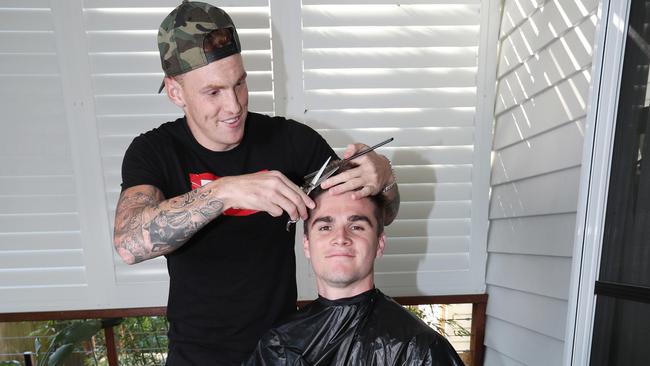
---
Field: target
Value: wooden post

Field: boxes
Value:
[23,352,34,366]
[104,325,119,366]
[470,300,487,366]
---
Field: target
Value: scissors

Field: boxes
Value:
[285,137,394,231]
[302,138,394,182]
[286,156,332,231]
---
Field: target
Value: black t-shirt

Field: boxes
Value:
[120,112,335,365]
[245,289,465,366]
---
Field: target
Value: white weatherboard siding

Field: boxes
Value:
[484,0,599,364]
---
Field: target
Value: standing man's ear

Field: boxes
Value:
[375,232,386,258]
[165,76,185,108]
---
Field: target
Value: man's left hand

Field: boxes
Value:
[320,143,395,200]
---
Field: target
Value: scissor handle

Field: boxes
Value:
[303,138,394,182]
[344,137,394,162]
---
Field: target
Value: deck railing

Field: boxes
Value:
[1,294,487,366]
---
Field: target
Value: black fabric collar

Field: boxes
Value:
[316,288,378,307]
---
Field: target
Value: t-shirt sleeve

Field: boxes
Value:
[120,134,166,192]
[285,119,337,176]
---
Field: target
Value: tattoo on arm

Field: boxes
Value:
[114,186,225,263]
[114,190,161,263]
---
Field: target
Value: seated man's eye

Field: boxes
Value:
[318,225,331,231]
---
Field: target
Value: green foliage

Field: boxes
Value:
[115,316,168,366]
[405,305,426,319]
[47,344,75,366]
[445,318,471,337]
[404,304,471,338]
[35,320,105,366]
[6,316,168,365]
[26,319,127,365]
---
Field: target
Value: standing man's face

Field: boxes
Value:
[303,194,385,296]
[166,53,249,152]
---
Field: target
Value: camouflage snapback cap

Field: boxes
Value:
[157,0,241,92]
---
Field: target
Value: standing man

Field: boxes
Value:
[245,190,463,365]
[112,2,399,365]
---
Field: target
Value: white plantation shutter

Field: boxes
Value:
[0,1,91,311]
[0,0,491,312]
[291,1,487,297]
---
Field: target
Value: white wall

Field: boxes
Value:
[484,0,600,364]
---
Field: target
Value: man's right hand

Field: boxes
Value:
[113,171,314,264]
[213,170,315,222]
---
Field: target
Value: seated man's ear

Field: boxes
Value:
[375,232,386,258]
[303,236,311,259]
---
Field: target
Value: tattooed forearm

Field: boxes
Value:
[113,185,225,264]
[198,199,226,219]
[147,210,194,251]
[114,193,152,263]
[147,197,224,254]
[167,188,209,209]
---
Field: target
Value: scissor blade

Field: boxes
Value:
[304,160,337,182]
[310,156,331,186]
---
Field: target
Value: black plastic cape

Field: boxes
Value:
[244,289,465,365]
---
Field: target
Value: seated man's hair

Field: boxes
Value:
[304,163,385,236]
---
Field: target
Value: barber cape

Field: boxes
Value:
[244,288,465,366]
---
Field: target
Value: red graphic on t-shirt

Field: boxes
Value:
[189,172,258,216]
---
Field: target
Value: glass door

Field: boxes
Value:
[589,0,650,363]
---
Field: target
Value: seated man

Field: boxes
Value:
[244,188,465,365]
